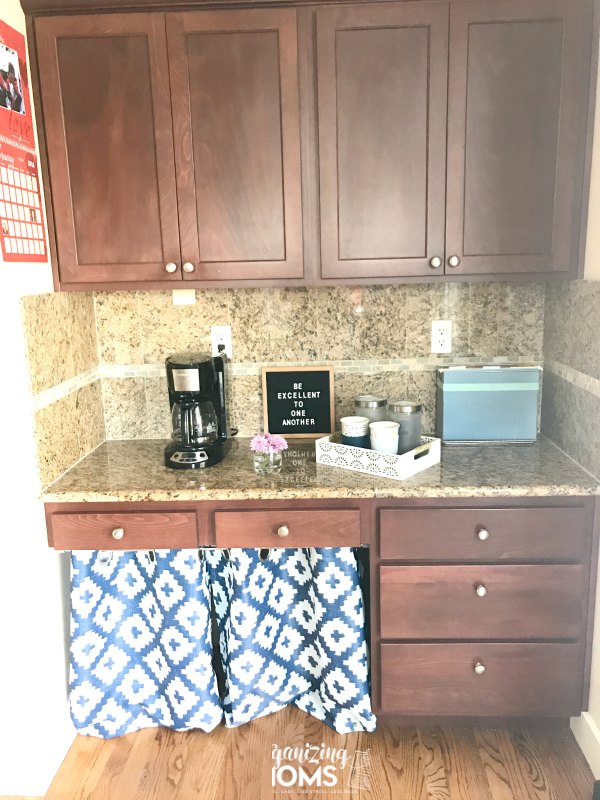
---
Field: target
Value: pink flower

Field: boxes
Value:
[250,433,289,453]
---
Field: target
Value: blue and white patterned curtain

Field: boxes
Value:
[69,550,222,737]
[207,548,376,734]
[69,547,376,738]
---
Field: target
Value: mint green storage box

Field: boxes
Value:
[436,367,541,443]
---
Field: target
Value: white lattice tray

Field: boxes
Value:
[315,434,441,481]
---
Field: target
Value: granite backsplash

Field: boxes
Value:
[22,283,546,486]
[20,292,105,487]
[541,280,600,479]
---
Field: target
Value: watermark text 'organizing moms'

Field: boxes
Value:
[271,742,349,790]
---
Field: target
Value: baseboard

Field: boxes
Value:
[571,713,600,779]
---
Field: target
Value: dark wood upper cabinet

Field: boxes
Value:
[35,14,181,285]
[166,9,303,281]
[317,3,449,279]
[34,8,303,287]
[29,0,594,288]
[446,0,591,277]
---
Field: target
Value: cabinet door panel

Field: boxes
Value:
[446,0,591,275]
[167,9,303,281]
[317,3,448,279]
[35,14,181,284]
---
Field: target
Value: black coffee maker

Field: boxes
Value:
[164,352,231,469]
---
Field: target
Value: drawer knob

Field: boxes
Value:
[111,527,125,540]
[475,583,488,598]
[164,262,178,274]
[429,256,442,269]
[477,527,490,541]
[473,662,486,676]
[182,261,195,273]
[448,255,461,268]
[276,524,290,538]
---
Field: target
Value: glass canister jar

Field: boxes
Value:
[354,395,388,422]
[387,401,422,454]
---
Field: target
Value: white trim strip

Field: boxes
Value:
[544,360,600,399]
[32,367,99,412]
[31,356,545,411]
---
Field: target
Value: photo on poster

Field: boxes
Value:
[0,42,25,114]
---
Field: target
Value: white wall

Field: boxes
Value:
[572,35,600,776]
[0,0,75,794]
[585,45,600,281]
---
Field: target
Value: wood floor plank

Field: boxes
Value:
[361,725,428,800]
[472,728,520,800]
[519,728,594,800]
[171,724,231,800]
[419,728,494,800]
[258,705,362,800]
[83,727,155,800]
[496,729,556,800]
[44,734,107,800]
[40,715,595,800]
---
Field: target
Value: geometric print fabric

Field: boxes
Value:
[70,547,376,738]
[206,547,377,734]
[70,549,222,737]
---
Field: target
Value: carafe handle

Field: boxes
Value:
[181,405,193,448]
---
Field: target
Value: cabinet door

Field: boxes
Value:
[35,14,181,285]
[316,3,448,280]
[446,0,591,276]
[166,9,303,281]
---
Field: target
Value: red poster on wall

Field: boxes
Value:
[0,20,34,151]
[0,19,47,263]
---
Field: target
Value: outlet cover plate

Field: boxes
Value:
[211,325,233,358]
[431,320,452,354]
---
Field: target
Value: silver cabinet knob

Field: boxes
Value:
[111,527,125,540]
[429,256,442,269]
[473,661,486,676]
[182,262,195,273]
[477,527,490,541]
[276,524,290,538]
[475,584,488,598]
[448,255,461,268]
[165,262,178,274]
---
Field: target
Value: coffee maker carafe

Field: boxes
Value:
[164,353,230,469]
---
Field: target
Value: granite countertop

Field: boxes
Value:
[41,436,600,503]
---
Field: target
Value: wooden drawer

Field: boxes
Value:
[213,509,361,548]
[379,507,588,562]
[49,512,198,550]
[380,643,583,716]
[380,564,584,640]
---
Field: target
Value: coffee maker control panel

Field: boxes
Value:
[168,450,209,466]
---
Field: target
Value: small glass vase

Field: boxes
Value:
[253,449,283,475]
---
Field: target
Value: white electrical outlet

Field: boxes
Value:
[211,325,233,358]
[431,320,452,354]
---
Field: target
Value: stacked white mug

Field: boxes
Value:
[369,420,400,454]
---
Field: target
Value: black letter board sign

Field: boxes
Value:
[261,366,335,439]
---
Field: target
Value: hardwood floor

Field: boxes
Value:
[43,707,594,800]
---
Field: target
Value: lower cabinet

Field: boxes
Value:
[44,496,598,720]
[373,500,597,719]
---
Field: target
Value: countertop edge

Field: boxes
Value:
[41,485,600,504]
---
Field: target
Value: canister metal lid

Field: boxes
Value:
[354,394,387,408]
[388,400,422,414]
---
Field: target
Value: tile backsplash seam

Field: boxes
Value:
[544,359,600,399]
[30,356,546,411]
[32,366,99,411]
[41,437,107,494]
